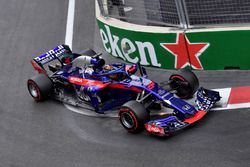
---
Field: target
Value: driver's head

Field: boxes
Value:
[103,65,113,71]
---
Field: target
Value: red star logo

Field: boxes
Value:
[161,33,209,69]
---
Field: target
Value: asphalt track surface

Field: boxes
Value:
[0,0,249,167]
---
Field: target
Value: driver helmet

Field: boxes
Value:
[103,65,113,71]
[103,65,119,80]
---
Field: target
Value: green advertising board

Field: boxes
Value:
[186,30,250,70]
[97,18,250,70]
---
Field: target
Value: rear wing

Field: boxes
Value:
[34,44,71,65]
[31,44,72,74]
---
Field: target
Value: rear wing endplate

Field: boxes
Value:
[31,44,72,74]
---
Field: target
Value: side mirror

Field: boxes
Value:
[141,67,147,78]
[137,63,148,78]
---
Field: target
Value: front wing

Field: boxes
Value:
[144,88,221,136]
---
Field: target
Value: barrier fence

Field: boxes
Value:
[97,0,250,28]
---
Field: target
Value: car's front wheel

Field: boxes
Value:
[169,68,199,99]
[119,101,149,133]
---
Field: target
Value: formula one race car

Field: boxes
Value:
[27,45,221,136]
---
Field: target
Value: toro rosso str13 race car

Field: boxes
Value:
[27,45,220,137]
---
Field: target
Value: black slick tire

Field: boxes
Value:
[27,74,53,102]
[119,100,149,133]
[169,68,199,99]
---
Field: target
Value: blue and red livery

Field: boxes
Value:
[27,45,220,137]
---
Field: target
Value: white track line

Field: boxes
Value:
[65,0,75,48]
[213,88,231,108]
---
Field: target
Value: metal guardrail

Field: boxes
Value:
[185,0,250,27]
[97,0,250,28]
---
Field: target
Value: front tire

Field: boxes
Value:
[119,101,149,133]
[169,68,199,99]
[27,74,53,101]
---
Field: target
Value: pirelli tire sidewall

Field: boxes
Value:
[27,74,53,102]
[119,100,149,133]
[169,68,199,99]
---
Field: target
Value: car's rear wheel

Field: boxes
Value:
[169,68,199,99]
[27,74,53,101]
[119,101,149,133]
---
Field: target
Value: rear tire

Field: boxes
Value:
[119,101,149,133]
[27,74,53,101]
[169,69,199,99]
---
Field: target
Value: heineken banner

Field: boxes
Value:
[186,31,250,70]
[97,19,250,70]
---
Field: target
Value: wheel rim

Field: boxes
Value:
[28,83,38,98]
[121,112,134,129]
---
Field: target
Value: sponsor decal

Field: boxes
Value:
[145,124,165,135]
[69,76,83,83]
[68,76,109,89]
[161,33,209,69]
[100,25,210,69]
[147,82,155,90]
[99,25,161,67]
[35,45,66,64]
[182,104,191,111]
[158,89,167,96]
